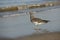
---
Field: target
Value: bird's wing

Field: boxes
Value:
[31,18,43,22]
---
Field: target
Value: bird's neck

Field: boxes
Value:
[30,15,35,20]
[29,12,35,19]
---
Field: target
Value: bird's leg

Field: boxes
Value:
[34,25,41,32]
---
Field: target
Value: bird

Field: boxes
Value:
[29,12,50,32]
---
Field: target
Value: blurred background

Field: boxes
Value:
[0,0,59,7]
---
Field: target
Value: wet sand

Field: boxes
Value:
[16,32,60,40]
[0,32,60,40]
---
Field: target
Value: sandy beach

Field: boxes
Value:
[0,32,60,40]
[15,32,60,40]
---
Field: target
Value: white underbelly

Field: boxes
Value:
[33,22,44,25]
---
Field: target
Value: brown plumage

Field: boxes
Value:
[31,18,49,23]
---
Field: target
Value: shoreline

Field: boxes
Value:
[11,32,60,40]
[0,32,60,40]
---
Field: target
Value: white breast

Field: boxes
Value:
[33,22,44,25]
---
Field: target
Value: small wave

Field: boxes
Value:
[3,14,20,17]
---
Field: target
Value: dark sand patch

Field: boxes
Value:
[0,32,60,40]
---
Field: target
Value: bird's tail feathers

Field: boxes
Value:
[43,20,50,23]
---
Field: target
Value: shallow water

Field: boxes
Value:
[0,7,60,38]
